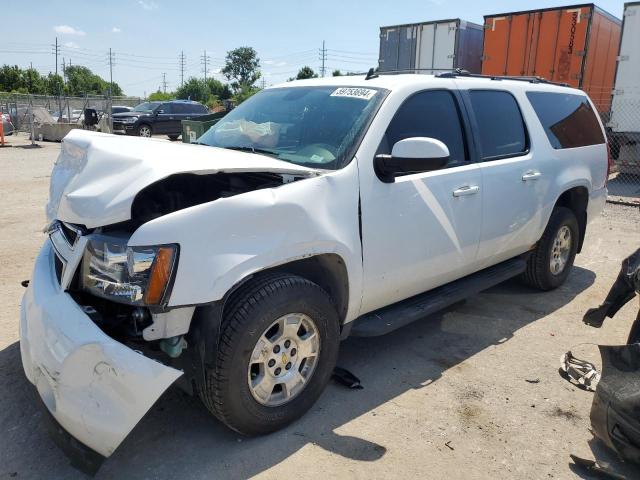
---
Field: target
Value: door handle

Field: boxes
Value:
[452,185,480,197]
[522,170,542,181]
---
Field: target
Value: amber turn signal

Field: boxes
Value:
[144,246,176,305]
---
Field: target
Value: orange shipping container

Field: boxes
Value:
[482,4,621,111]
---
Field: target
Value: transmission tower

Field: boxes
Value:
[319,40,327,77]
[179,51,186,87]
[201,50,211,82]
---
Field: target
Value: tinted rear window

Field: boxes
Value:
[526,92,604,149]
[469,90,527,160]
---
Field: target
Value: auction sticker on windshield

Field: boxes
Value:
[330,87,377,100]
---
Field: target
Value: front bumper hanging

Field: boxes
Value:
[20,241,182,460]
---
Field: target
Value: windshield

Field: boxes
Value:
[197,86,386,169]
[132,102,161,113]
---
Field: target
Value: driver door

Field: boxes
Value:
[359,89,483,313]
[154,103,174,133]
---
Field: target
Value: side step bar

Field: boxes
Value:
[350,256,528,337]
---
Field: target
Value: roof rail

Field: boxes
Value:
[435,69,570,87]
[365,67,570,87]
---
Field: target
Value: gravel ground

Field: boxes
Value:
[1,133,639,479]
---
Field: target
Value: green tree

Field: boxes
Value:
[232,85,259,105]
[45,73,65,95]
[63,65,123,96]
[332,69,343,77]
[175,77,209,103]
[0,65,23,92]
[148,90,173,101]
[221,47,261,92]
[296,66,318,80]
[22,67,46,94]
[206,78,231,100]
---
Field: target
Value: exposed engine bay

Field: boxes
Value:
[130,171,297,228]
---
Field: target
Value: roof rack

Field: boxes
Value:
[365,67,569,87]
[435,68,570,86]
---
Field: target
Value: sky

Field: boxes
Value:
[0,0,627,97]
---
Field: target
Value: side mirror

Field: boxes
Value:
[374,137,449,183]
[156,109,164,115]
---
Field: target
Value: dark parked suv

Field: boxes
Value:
[112,100,208,140]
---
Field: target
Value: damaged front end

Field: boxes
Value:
[20,130,321,471]
[20,240,183,468]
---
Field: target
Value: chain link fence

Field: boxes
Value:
[595,86,640,205]
[0,93,143,133]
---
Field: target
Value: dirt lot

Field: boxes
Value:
[1,133,639,479]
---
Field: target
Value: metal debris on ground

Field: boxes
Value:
[559,351,600,392]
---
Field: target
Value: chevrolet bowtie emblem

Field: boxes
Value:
[281,353,288,364]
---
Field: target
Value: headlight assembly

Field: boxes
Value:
[81,234,178,306]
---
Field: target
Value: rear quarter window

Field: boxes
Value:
[526,92,605,149]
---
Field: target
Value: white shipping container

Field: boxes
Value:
[610,2,640,134]
[379,19,483,73]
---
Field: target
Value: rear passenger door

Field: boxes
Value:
[464,89,543,267]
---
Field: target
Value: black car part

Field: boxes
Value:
[591,343,640,465]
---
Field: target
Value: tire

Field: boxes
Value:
[137,124,152,137]
[168,134,180,141]
[524,206,579,291]
[196,273,340,435]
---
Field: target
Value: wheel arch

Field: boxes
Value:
[222,253,350,326]
[552,186,589,253]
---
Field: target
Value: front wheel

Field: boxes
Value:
[196,273,340,435]
[524,206,579,290]
[137,124,152,137]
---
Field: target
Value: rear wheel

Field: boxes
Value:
[196,273,340,435]
[524,206,579,290]
[137,124,152,137]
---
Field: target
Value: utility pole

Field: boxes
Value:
[52,37,60,76]
[107,48,115,133]
[161,72,168,93]
[319,40,327,77]
[260,77,266,89]
[108,48,115,97]
[201,50,210,82]
[179,50,186,87]
[62,57,66,83]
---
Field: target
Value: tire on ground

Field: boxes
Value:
[524,206,579,291]
[196,272,340,435]
[137,124,152,137]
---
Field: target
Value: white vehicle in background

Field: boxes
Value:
[20,71,608,472]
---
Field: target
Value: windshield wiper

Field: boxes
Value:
[223,146,281,157]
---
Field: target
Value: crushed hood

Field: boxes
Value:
[48,129,318,228]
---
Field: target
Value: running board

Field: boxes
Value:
[350,256,528,337]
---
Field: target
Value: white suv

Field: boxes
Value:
[20,72,608,467]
